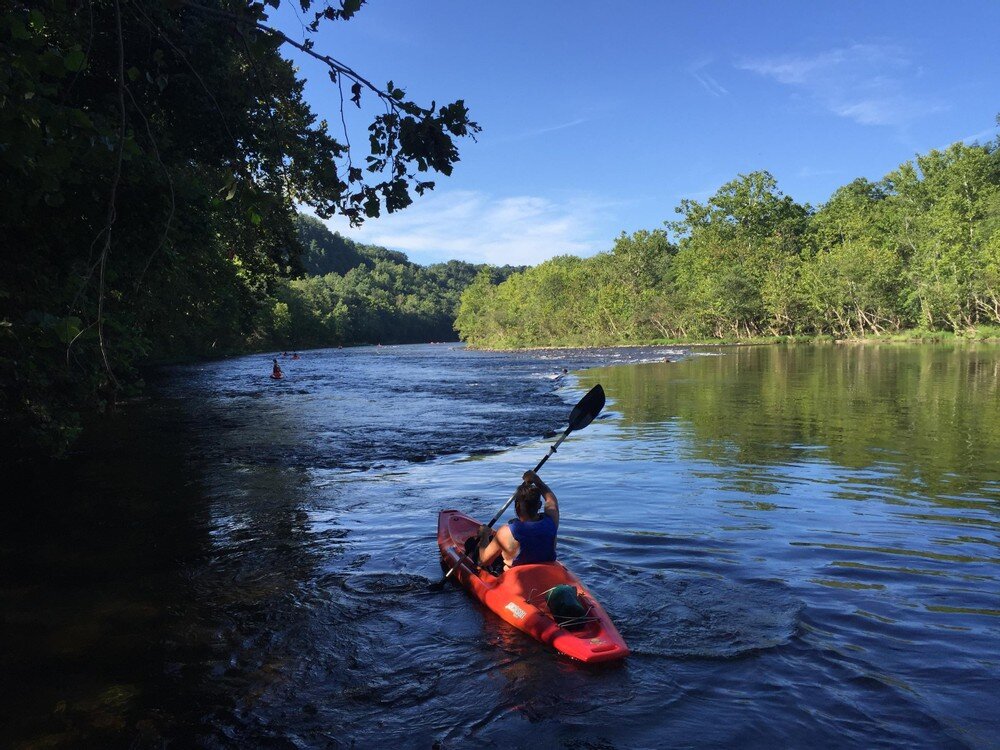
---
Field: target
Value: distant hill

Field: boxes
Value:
[259,214,526,348]
[294,213,522,309]
[297,214,421,276]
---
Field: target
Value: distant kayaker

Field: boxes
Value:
[271,358,283,379]
[477,470,558,571]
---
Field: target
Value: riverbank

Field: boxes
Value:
[462,326,1000,352]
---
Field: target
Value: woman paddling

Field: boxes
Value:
[476,470,558,571]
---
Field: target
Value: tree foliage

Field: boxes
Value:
[257,215,523,348]
[1,0,478,455]
[457,140,1000,348]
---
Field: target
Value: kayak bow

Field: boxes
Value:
[437,509,628,663]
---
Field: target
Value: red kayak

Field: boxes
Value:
[437,509,629,663]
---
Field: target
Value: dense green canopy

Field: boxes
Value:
[258,215,523,348]
[1,0,478,455]
[456,138,1000,348]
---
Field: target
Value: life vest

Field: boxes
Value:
[508,514,557,566]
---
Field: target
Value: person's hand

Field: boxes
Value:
[522,470,539,484]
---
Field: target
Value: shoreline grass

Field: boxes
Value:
[461,327,1000,352]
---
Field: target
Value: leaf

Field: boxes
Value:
[53,316,82,344]
[72,109,93,129]
[29,9,45,30]
[342,0,362,17]
[127,65,140,81]
[351,82,362,108]
[10,19,30,40]
[391,88,404,100]
[65,49,87,72]
[328,70,337,84]
[248,208,262,225]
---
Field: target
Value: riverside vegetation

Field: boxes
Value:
[1,0,483,456]
[277,215,522,349]
[4,2,997,458]
[455,136,1000,348]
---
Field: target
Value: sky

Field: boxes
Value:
[275,1,1000,266]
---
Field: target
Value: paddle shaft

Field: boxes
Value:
[485,431,569,529]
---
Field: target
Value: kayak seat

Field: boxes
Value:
[463,534,479,561]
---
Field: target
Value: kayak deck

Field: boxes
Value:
[437,509,629,663]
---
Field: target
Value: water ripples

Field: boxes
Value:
[4,343,999,748]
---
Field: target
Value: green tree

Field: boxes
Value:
[1,0,479,455]
[800,178,908,335]
[668,172,810,337]
[886,143,1000,330]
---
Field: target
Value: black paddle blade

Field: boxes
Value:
[567,384,605,432]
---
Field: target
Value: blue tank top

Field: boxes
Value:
[508,514,557,566]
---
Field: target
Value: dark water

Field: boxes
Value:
[2,343,998,748]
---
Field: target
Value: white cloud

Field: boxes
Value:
[494,118,590,143]
[739,43,943,126]
[690,59,729,98]
[954,127,997,147]
[319,190,611,266]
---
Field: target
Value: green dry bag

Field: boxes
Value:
[546,584,587,627]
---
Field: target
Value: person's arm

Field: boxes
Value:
[523,470,558,527]
[478,524,514,567]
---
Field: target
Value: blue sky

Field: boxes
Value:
[278,1,1000,266]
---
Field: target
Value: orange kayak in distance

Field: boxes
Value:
[437,509,629,663]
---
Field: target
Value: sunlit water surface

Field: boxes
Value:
[2,343,998,749]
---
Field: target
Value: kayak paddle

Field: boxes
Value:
[429,383,606,591]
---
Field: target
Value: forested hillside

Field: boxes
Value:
[456,139,1000,348]
[253,215,523,348]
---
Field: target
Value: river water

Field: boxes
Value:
[2,343,998,748]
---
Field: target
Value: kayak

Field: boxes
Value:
[270,373,283,380]
[437,509,629,663]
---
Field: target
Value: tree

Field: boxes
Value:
[1,0,479,455]
[886,143,1000,330]
[801,178,908,335]
[668,172,810,337]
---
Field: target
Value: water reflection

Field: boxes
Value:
[585,344,1000,503]
[575,343,1000,748]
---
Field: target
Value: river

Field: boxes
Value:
[2,343,998,748]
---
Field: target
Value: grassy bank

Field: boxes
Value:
[463,327,1000,352]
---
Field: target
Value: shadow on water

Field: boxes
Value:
[0,401,208,747]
